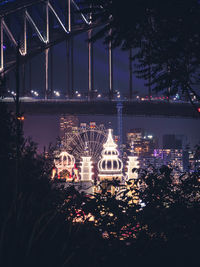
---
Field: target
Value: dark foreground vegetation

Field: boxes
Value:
[82,0,200,106]
[0,103,200,267]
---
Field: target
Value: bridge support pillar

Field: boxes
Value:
[29,60,32,96]
[88,29,94,100]
[22,63,26,96]
[71,37,74,98]
[0,18,4,73]
[148,63,151,99]
[50,47,53,99]
[45,48,49,100]
[109,32,113,100]
[129,48,133,100]
[66,38,74,99]
[66,39,70,98]
[68,0,71,32]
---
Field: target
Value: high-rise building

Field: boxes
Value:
[153,149,184,172]
[127,128,144,146]
[127,129,157,156]
[188,149,200,172]
[60,114,79,138]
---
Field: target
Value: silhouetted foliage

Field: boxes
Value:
[81,0,200,101]
[0,103,200,266]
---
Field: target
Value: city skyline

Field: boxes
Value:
[24,114,200,153]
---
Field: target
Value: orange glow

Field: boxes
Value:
[17,116,25,121]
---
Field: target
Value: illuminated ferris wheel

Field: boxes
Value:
[63,123,107,162]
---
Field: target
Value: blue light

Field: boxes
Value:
[0,0,15,6]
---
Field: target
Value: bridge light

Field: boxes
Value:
[97,94,101,98]
[54,91,60,97]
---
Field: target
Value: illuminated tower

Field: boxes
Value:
[98,129,123,181]
[126,142,139,180]
[80,142,93,182]
[79,142,94,194]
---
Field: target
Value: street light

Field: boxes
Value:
[54,91,60,97]
[31,90,39,97]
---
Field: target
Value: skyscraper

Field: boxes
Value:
[60,114,79,138]
[127,128,157,156]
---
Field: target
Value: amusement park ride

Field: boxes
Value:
[52,127,139,195]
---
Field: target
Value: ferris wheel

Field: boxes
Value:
[62,123,107,162]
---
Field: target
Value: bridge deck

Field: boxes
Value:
[2,100,200,118]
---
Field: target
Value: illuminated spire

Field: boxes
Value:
[98,129,123,177]
[103,129,117,149]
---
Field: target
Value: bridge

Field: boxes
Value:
[0,0,116,100]
[0,0,200,119]
[2,99,199,118]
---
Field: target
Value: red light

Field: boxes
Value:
[198,108,200,113]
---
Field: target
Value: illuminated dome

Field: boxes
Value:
[54,151,75,175]
[98,129,123,176]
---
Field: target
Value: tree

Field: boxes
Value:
[1,103,200,267]
[81,0,200,101]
